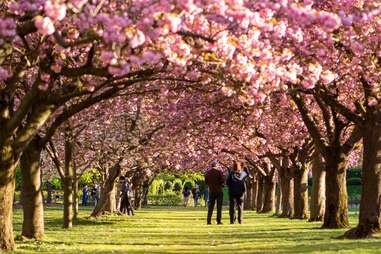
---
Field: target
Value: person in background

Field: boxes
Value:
[203,187,209,207]
[205,160,224,225]
[125,177,135,216]
[192,185,200,207]
[46,181,53,204]
[119,176,127,213]
[182,186,191,207]
[82,185,89,206]
[226,161,251,224]
[91,184,100,206]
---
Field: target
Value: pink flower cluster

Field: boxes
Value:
[0,18,16,39]
[0,67,10,81]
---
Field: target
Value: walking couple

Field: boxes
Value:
[204,160,250,225]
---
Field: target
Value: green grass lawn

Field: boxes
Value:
[11,206,381,253]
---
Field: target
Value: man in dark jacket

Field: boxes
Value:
[205,160,224,225]
[226,161,250,224]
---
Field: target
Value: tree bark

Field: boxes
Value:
[344,119,381,238]
[310,152,326,222]
[275,180,282,216]
[256,177,264,213]
[293,166,309,219]
[279,168,294,218]
[20,137,44,239]
[63,132,74,229]
[251,179,258,210]
[322,153,349,228]
[0,145,17,251]
[244,179,253,210]
[261,177,276,213]
[91,163,121,217]
[73,177,79,220]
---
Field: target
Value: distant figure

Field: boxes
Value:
[82,185,88,206]
[120,176,134,215]
[205,160,224,225]
[226,161,250,224]
[46,181,53,204]
[91,184,100,206]
[203,187,209,207]
[182,186,191,207]
[192,185,200,207]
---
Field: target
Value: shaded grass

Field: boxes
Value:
[11,206,381,253]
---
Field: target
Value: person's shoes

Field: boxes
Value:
[207,222,211,225]
[230,221,234,224]
[217,222,223,225]
[238,221,242,224]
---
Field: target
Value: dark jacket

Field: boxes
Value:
[205,168,224,193]
[226,170,249,196]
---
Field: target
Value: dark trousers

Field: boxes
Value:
[120,194,134,215]
[207,191,223,224]
[229,194,244,223]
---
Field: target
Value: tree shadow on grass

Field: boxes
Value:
[44,217,114,228]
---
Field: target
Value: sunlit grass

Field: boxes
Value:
[11,206,381,253]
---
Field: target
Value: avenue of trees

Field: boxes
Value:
[0,0,380,251]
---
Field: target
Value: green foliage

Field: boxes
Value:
[80,169,102,187]
[164,181,173,191]
[172,179,183,193]
[347,168,362,178]
[147,194,182,206]
[347,177,362,185]
[15,166,22,191]
[183,179,194,189]
[51,177,62,190]
[149,179,165,195]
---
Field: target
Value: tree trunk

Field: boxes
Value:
[293,166,309,219]
[279,168,294,218]
[244,179,253,210]
[0,142,18,251]
[261,177,276,213]
[91,163,121,217]
[256,177,264,213]
[344,119,381,238]
[63,135,74,229]
[275,181,282,216]
[310,152,326,222]
[20,138,44,239]
[251,179,258,210]
[73,177,79,220]
[322,154,349,228]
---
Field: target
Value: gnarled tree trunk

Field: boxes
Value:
[310,152,325,222]
[293,166,309,219]
[261,176,275,213]
[20,137,44,239]
[244,178,253,210]
[344,119,381,238]
[256,176,264,213]
[91,162,121,217]
[0,143,17,251]
[251,178,258,210]
[322,153,349,228]
[275,180,282,216]
[279,168,294,218]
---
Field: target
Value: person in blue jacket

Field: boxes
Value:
[226,161,251,224]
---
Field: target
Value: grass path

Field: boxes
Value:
[12,206,381,253]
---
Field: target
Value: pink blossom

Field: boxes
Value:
[165,15,182,33]
[44,1,66,21]
[41,73,50,82]
[302,79,315,89]
[71,0,87,10]
[0,67,10,81]
[100,51,116,65]
[34,16,55,35]
[320,70,336,84]
[368,97,378,107]
[128,30,146,48]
